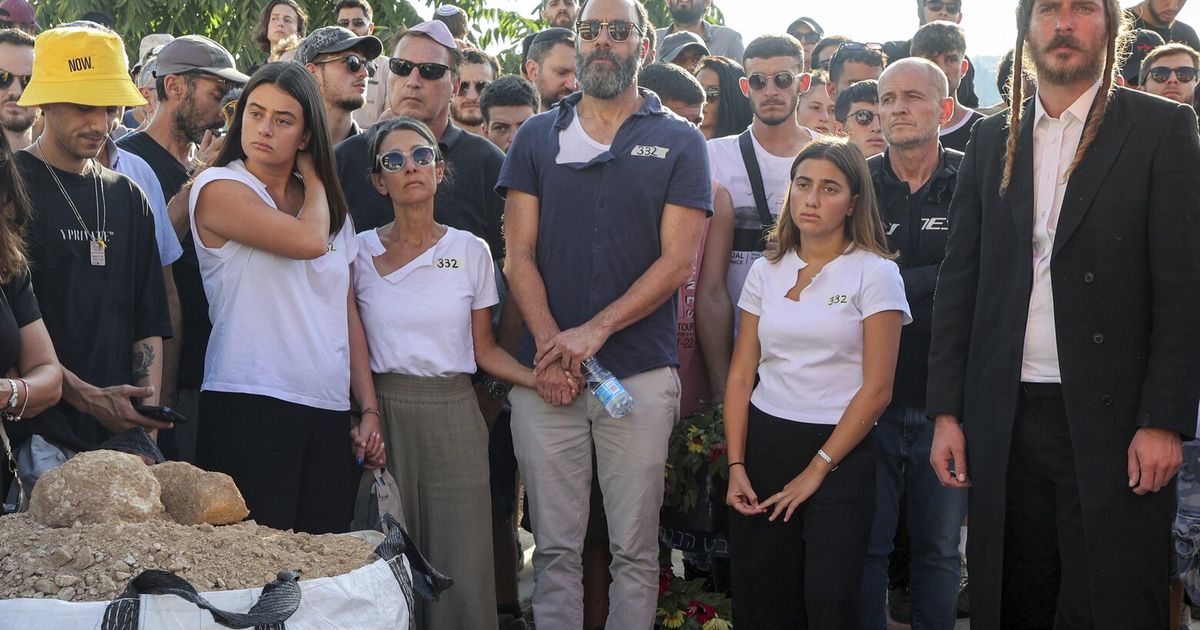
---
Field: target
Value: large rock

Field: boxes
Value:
[152,462,248,526]
[30,450,164,528]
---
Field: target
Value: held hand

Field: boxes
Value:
[534,323,609,379]
[726,466,764,516]
[931,415,970,488]
[193,130,226,172]
[351,414,386,469]
[1128,427,1183,495]
[86,385,174,433]
[758,460,829,522]
[535,363,578,407]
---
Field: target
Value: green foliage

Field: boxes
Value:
[663,405,728,516]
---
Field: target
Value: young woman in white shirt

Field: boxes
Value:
[190,63,384,535]
[723,138,910,628]
[351,117,557,630]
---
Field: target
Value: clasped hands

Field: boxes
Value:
[531,322,607,406]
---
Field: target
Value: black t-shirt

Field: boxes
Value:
[1130,11,1200,50]
[10,151,172,451]
[0,269,41,376]
[940,110,985,153]
[336,121,507,258]
[118,131,210,390]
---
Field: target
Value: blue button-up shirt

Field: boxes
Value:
[497,90,713,379]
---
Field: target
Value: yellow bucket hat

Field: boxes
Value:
[18,26,147,108]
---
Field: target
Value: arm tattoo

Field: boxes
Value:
[132,342,155,384]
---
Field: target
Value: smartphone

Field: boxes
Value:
[133,405,188,424]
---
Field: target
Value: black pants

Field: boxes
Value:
[196,390,355,534]
[999,383,1091,629]
[729,404,877,629]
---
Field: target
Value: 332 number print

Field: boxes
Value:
[827,294,848,305]
[436,258,460,269]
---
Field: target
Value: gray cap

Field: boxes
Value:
[295,26,383,66]
[660,31,708,64]
[155,35,249,84]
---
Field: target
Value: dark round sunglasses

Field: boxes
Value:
[376,146,438,172]
[849,109,880,127]
[924,1,961,14]
[0,70,32,90]
[747,71,798,91]
[312,54,377,78]
[575,19,642,42]
[457,80,491,96]
[389,59,451,81]
[1148,66,1197,83]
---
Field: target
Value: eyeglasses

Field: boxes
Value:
[312,54,377,78]
[457,80,491,96]
[337,17,370,28]
[789,31,822,44]
[376,146,438,172]
[848,109,880,127]
[0,70,31,90]
[389,59,451,81]
[704,87,721,101]
[1148,66,1198,83]
[924,1,962,14]
[747,71,798,91]
[575,19,642,42]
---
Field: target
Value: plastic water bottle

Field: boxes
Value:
[582,357,634,419]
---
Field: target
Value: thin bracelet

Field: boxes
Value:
[14,378,29,420]
[728,461,745,469]
[817,449,838,471]
[360,409,380,417]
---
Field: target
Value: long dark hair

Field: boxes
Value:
[698,56,753,137]
[1001,0,1127,194]
[0,131,31,283]
[253,0,309,54]
[216,62,348,234]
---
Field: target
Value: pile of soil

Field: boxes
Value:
[0,514,376,602]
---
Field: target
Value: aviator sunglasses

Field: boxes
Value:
[312,54,377,78]
[0,70,31,90]
[337,17,370,29]
[376,146,438,172]
[389,59,451,81]
[575,19,642,42]
[747,71,798,91]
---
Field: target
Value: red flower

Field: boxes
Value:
[707,442,727,464]
[686,599,716,623]
[659,566,675,596]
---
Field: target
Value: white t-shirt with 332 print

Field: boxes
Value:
[738,247,911,425]
[352,226,499,377]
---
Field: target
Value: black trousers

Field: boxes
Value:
[196,390,355,534]
[999,383,1091,629]
[729,404,877,629]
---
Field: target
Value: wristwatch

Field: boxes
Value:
[480,376,513,400]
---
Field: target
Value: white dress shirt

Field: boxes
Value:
[1022,80,1101,382]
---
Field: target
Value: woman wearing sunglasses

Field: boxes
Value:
[352,117,551,630]
[695,56,753,140]
[724,138,908,627]
[189,62,384,534]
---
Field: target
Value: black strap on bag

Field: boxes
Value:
[378,513,454,602]
[738,129,776,250]
[100,569,301,630]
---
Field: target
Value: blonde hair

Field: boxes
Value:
[1000,0,1129,195]
[766,137,896,263]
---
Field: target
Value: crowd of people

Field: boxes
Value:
[1,0,1200,628]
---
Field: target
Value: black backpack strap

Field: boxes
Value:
[101,570,301,630]
[738,129,776,249]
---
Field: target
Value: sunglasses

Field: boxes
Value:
[457,80,491,96]
[0,70,31,90]
[312,54,377,78]
[1148,66,1197,83]
[389,59,451,81]
[575,19,642,42]
[924,1,962,14]
[747,71,798,91]
[704,87,721,101]
[376,146,438,172]
[849,109,880,127]
[221,99,239,129]
[789,31,822,44]
[337,17,370,28]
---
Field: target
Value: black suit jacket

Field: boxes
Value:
[927,87,1200,628]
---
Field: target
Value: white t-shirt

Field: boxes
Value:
[556,113,611,164]
[707,130,807,322]
[352,226,499,377]
[188,160,359,411]
[738,247,912,425]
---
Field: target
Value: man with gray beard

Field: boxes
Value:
[498,0,712,626]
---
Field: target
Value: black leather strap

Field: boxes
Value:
[738,129,776,249]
